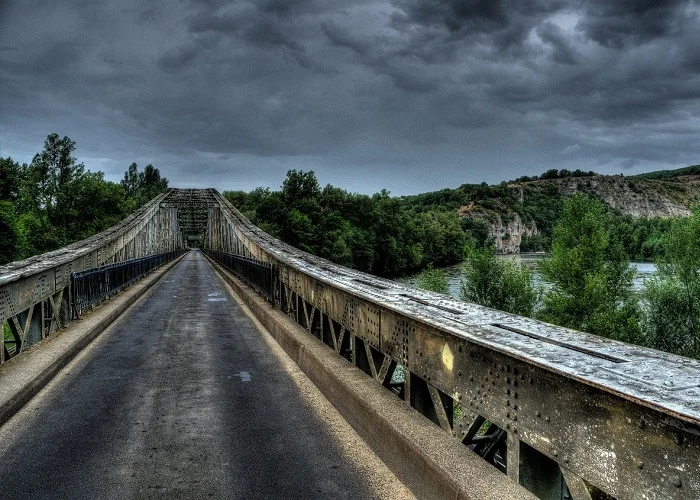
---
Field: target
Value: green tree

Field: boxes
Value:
[121,163,169,208]
[416,268,450,294]
[460,247,538,316]
[643,210,700,357]
[0,157,22,204]
[0,200,18,264]
[538,193,641,341]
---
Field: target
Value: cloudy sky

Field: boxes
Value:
[1,0,699,195]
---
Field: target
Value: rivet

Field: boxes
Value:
[672,477,682,488]
[513,415,517,422]
[489,369,493,375]
[506,365,511,372]
[506,377,511,384]
[458,345,463,352]
[637,461,644,470]
[458,370,463,377]
[501,365,505,372]
[506,411,510,418]
[553,450,558,457]
[674,433,685,446]
[638,420,646,430]
[529,377,534,385]
[536,411,541,418]
[506,400,510,406]
[506,388,511,395]
[506,423,510,429]
[545,416,550,422]
[564,457,569,463]
[513,404,518,410]
[513,427,518,434]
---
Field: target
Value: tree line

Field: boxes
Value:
[0,134,168,264]
[224,170,474,277]
[420,193,700,359]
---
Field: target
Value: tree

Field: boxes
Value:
[0,201,18,264]
[121,163,169,208]
[416,268,450,295]
[460,247,538,316]
[29,134,84,213]
[537,193,641,342]
[643,210,700,357]
[0,157,22,203]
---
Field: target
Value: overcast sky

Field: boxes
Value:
[1,0,699,195]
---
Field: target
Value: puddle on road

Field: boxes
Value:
[207,291,227,302]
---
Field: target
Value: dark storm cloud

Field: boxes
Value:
[1,0,700,195]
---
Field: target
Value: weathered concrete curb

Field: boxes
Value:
[206,257,535,500]
[0,254,185,426]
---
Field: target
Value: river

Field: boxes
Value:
[396,253,658,299]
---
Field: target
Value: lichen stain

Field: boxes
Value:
[442,343,454,372]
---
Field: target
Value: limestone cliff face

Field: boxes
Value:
[473,212,538,254]
[554,176,700,218]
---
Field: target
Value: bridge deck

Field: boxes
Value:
[0,251,409,498]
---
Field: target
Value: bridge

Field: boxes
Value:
[0,188,698,499]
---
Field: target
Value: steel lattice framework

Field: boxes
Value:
[1,188,698,500]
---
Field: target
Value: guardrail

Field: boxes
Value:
[72,251,185,317]
[205,189,700,500]
[204,250,273,301]
[0,190,184,365]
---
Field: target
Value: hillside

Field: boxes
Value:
[403,167,700,254]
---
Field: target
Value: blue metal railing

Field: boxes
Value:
[72,251,185,317]
[204,250,273,301]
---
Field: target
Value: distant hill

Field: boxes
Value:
[402,167,700,254]
[630,165,700,181]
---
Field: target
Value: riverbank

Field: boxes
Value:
[396,253,658,299]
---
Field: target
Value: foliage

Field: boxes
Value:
[416,268,449,295]
[643,210,700,357]
[121,163,169,209]
[460,247,539,316]
[224,170,472,277]
[631,164,700,181]
[0,134,168,265]
[537,193,641,342]
[0,201,18,264]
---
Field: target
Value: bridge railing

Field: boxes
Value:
[72,251,186,317]
[207,189,700,500]
[0,190,184,364]
[205,251,273,302]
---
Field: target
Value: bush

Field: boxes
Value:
[416,268,450,295]
[460,247,539,316]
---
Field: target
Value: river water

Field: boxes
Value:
[396,253,658,299]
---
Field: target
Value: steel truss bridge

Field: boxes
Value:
[0,188,698,499]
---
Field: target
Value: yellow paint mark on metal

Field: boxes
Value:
[442,343,454,371]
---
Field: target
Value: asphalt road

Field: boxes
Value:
[0,251,406,499]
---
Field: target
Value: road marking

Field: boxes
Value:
[208,298,227,302]
[233,371,251,382]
